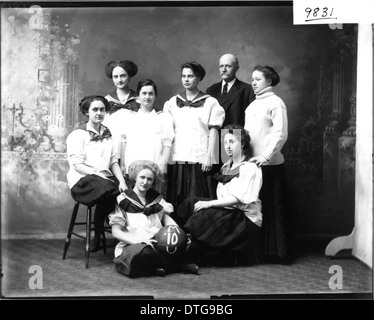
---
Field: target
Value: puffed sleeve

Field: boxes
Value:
[262,98,288,161]
[162,97,173,115]
[159,112,175,147]
[230,162,262,204]
[108,204,127,228]
[160,198,174,213]
[66,129,86,166]
[110,136,121,166]
[207,97,225,129]
[124,110,138,136]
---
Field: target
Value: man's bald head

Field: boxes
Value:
[220,54,239,67]
[219,53,239,82]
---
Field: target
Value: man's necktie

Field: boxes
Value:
[222,82,228,95]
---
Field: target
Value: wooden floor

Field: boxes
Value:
[1,238,372,300]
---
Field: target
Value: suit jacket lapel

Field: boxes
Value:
[219,80,241,111]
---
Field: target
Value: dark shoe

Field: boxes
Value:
[183,263,199,275]
[154,268,166,277]
[89,236,101,252]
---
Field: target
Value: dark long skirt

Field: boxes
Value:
[71,174,120,234]
[260,164,289,260]
[113,243,187,278]
[166,163,216,210]
[177,197,261,265]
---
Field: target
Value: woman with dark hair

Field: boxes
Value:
[176,124,263,266]
[245,65,289,263]
[122,79,174,195]
[104,60,139,113]
[163,61,225,209]
[102,60,140,172]
[66,95,128,251]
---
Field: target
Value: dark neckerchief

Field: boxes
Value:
[78,123,112,142]
[118,188,164,216]
[213,156,250,184]
[107,90,140,114]
[176,91,210,108]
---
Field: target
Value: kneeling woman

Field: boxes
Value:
[177,124,263,265]
[109,160,199,278]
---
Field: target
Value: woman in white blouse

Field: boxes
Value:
[163,61,225,210]
[102,60,140,172]
[123,79,174,196]
[66,95,128,251]
[244,65,289,263]
[108,160,199,278]
[176,124,263,266]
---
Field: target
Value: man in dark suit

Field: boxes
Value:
[207,53,255,170]
[206,53,255,128]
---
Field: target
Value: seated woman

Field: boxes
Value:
[176,124,263,266]
[109,160,199,278]
[66,95,128,252]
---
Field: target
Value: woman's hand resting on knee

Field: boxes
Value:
[194,201,212,212]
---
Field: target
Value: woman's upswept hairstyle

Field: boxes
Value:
[79,95,110,115]
[253,65,280,87]
[128,160,163,186]
[221,124,252,157]
[105,60,138,79]
[181,61,206,81]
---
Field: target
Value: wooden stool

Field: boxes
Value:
[62,202,110,268]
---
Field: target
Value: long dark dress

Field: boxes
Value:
[176,159,263,265]
[259,164,289,261]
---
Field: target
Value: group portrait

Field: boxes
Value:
[1,1,372,300]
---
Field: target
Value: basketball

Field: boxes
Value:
[154,225,188,256]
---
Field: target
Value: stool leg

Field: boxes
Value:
[85,206,92,268]
[63,202,80,260]
[102,229,107,254]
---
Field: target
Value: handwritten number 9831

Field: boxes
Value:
[305,7,334,20]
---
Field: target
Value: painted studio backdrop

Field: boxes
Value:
[1,5,357,241]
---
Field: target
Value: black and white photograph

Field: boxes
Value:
[1,0,373,303]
